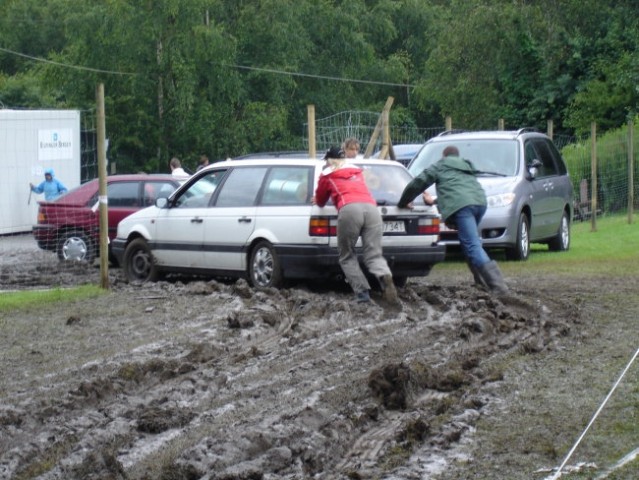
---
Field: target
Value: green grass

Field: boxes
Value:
[441,213,639,277]
[0,284,105,313]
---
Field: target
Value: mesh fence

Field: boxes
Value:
[1,113,637,292]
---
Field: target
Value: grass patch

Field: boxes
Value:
[0,285,105,313]
[440,213,639,277]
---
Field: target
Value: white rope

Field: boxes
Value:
[545,346,639,480]
[595,446,639,479]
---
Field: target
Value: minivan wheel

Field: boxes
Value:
[57,230,95,263]
[505,212,530,261]
[123,238,159,283]
[548,210,570,251]
[249,240,283,288]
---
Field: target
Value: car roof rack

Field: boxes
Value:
[436,129,468,137]
[515,127,540,135]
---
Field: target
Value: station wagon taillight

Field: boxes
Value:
[417,217,440,235]
[37,211,46,223]
[309,216,337,236]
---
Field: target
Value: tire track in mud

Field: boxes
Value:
[0,278,580,480]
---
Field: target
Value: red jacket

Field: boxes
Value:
[315,166,376,210]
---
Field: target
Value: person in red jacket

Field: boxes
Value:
[313,146,399,305]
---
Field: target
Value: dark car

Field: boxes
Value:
[33,174,181,264]
[372,143,423,166]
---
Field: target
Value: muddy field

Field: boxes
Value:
[1,235,638,480]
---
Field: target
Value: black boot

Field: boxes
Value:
[467,261,487,289]
[477,261,508,294]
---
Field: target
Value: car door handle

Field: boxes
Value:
[191,217,203,223]
[238,217,252,223]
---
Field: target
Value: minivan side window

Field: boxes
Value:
[531,139,559,177]
[525,139,558,178]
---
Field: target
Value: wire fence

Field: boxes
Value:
[1,112,636,292]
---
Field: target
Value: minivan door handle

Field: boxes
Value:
[190,217,203,224]
[238,216,252,223]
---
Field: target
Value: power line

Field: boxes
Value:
[0,46,137,76]
[224,63,416,89]
[0,45,415,88]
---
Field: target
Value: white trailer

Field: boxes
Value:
[0,109,81,235]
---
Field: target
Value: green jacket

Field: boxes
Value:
[398,155,486,221]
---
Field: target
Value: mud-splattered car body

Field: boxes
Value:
[112,157,446,288]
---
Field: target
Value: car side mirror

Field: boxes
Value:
[527,159,542,179]
[155,197,168,208]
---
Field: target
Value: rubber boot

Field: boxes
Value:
[477,260,509,295]
[378,274,400,305]
[467,261,487,289]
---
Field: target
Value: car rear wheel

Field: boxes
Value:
[505,212,530,261]
[123,238,159,283]
[548,210,570,251]
[57,230,95,263]
[249,240,283,288]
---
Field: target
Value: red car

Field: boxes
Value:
[33,174,182,264]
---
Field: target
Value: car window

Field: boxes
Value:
[108,182,140,207]
[410,140,519,177]
[534,138,566,176]
[215,167,268,207]
[174,170,227,208]
[143,181,178,206]
[261,166,312,205]
[357,163,424,206]
[526,139,558,178]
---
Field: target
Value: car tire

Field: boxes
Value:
[505,212,530,261]
[123,238,159,283]
[249,240,283,288]
[57,230,95,263]
[548,210,570,252]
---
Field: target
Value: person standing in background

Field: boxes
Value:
[29,168,68,201]
[169,157,188,177]
[342,137,360,159]
[196,155,210,172]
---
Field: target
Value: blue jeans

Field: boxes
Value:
[451,205,490,268]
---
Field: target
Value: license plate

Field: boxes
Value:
[383,221,405,233]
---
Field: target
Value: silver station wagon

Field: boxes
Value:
[408,129,574,260]
[112,157,446,288]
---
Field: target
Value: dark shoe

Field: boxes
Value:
[356,290,371,303]
[477,260,509,295]
[378,274,400,305]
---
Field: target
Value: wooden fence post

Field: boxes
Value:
[307,105,316,159]
[96,83,109,289]
[629,119,634,224]
[590,122,597,232]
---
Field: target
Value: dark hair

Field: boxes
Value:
[443,146,459,157]
[324,146,345,160]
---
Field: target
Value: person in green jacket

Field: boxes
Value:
[397,145,508,294]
